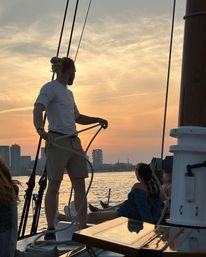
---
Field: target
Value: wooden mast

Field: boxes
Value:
[179,0,206,126]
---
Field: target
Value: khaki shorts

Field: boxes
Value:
[45,132,88,181]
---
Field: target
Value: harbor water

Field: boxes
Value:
[16,171,135,234]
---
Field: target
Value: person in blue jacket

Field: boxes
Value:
[87,163,161,224]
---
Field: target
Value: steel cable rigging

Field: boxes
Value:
[74,0,92,62]
[160,0,176,160]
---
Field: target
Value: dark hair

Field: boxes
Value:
[136,163,158,195]
[0,158,19,206]
[50,56,75,74]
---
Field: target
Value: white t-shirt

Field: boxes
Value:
[35,80,80,135]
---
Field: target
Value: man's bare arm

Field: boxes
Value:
[76,114,108,129]
[33,103,52,141]
[33,103,45,131]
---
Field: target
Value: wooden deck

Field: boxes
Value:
[72,217,206,257]
[73,217,155,256]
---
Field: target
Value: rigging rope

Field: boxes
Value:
[160,0,176,160]
[67,0,79,57]
[67,125,103,219]
[156,0,176,226]
[30,171,47,235]
[74,0,92,62]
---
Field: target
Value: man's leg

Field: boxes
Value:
[70,177,87,229]
[45,180,61,229]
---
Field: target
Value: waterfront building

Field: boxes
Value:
[92,149,103,167]
[20,156,32,175]
[11,144,21,175]
[0,145,10,167]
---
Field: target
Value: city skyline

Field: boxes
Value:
[0,143,134,165]
[0,143,135,175]
[0,144,45,175]
[0,1,185,163]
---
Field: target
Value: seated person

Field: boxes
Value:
[87,163,161,224]
[0,158,19,257]
[62,163,162,225]
[160,172,172,202]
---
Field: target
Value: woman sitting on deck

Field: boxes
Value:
[86,163,161,224]
[60,163,162,225]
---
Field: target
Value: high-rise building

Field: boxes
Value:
[20,156,31,175]
[0,145,10,167]
[11,144,21,175]
[92,149,103,167]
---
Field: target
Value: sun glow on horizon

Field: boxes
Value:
[0,0,184,163]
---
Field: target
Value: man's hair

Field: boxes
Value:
[50,56,75,74]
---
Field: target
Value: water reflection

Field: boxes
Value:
[127,219,143,233]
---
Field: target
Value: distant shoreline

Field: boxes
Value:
[13,170,134,177]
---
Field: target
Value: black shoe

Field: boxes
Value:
[88,203,99,212]
[44,228,56,240]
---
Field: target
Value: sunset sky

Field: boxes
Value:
[0,0,186,164]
